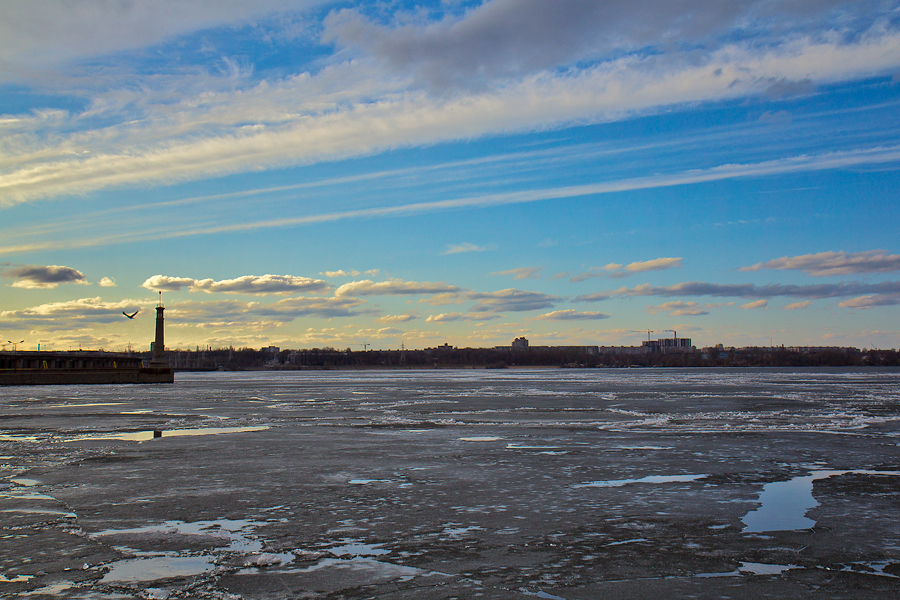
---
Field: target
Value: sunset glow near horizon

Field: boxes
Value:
[1,0,900,352]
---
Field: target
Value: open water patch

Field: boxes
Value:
[576,474,708,488]
[742,469,900,532]
[62,425,269,443]
[100,555,215,583]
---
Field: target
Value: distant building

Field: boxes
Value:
[642,337,694,353]
[263,346,280,354]
[512,337,529,350]
[436,343,454,351]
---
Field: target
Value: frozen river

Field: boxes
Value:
[2,368,899,598]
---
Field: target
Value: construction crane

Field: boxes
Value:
[632,330,654,342]
[359,342,370,351]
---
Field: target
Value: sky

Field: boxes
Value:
[1,0,900,353]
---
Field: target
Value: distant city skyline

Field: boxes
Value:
[2,1,900,351]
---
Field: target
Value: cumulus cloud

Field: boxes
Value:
[335,279,462,297]
[468,289,560,313]
[739,299,769,309]
[376,314,417,324]
[1,296,150,325]
[323,0,860,89]
[838,294,900,309]
[784,300,812,310]
[4,264,88,289]
[98,277,117,287]
[741,250,900,277]
[494,267,542,280]
[532,310,610,321]
[571,258,681,281]
[572,292,611,303]
[443,243,491,255]
[646,301,710,316]
[322,270,360,278]
[623,257,683,274]
[141,274,330,295]
[602,280,900,300]
[426,313,466,323]
[167,296,367,323]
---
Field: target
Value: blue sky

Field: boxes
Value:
[1,0,900,352]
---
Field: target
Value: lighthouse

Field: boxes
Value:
[149,292,168,368]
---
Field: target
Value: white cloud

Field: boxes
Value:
[739,299,768,309]
[0,1,327,81]
[4,25,900,206]
[98,277,117,287]
[596,280,900,300]
[741,250,900,277]
[322,270,361,278]
[468,289,560,313]
[532,310,610,321]
[141,274,330,295]
[646,301,710,316]
[838,294,900,309]
[571,259,681,282]
[335,279,462,297]
[443,243,490,255]
[1,296,151,324]
[623,257,682,274]
[784,300,812,310]
[493,267,542,280]
[3,264,87,288]
[376,314,417,324]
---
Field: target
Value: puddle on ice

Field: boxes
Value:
[520,589,568,600]
[20,581,75,596]
[459,436,501,442]
[328,542,389,557]
[576,474,708,488]
[0,574,34,583]
[349,479,391,485]
[740,562,797,575]
[94,519,267,554]
[9,478,40,487]
[62,426,269,443]
[100,555,214,583]
[277,556,442,582]
[0,433,40,443]
[742,470,900,533]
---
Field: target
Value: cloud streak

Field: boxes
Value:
[741,250,900,276]
[141,274,330,295]
[5,144,900,257]
[594,280,900,300]
[3,23,900,206]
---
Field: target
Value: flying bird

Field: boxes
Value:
[123,310,139,319]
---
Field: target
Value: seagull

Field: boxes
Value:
[123,310,139,319]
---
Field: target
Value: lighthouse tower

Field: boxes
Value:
[149,292,168,368]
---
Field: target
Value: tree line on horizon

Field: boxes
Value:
[156,345,900,371]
